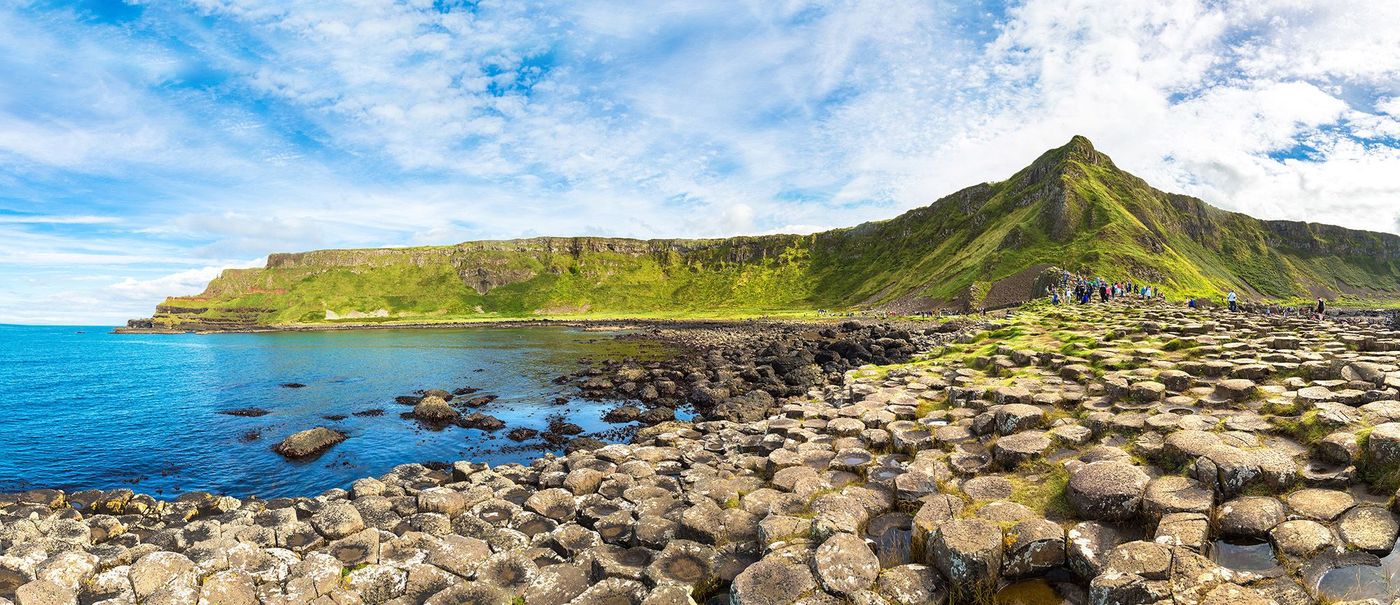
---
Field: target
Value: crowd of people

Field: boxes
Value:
[1047,272,1166,306]
[1047,272,1330,321]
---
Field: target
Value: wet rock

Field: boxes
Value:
[461,412,506,431]
[604,405,642,423]
[271,426,346,458]
[413,395,460,423]
[506,427,539,441]
[218,408,269,417]
[1066,461,1148,521]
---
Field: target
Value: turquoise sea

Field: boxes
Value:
[0,324,663,498]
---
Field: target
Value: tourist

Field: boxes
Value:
[1227,291,1238,312]
[1315,297,1326,320]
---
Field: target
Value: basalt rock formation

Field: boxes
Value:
[127,137,1400,331]
[15,303,1400,604]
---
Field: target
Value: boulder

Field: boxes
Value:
[413,396,459,423]
[272,427,346,459]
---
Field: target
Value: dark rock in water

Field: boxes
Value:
[394,395,421,406]
[507,427,540,442]
[238,429,262,443]
[321,414,347,421]
[280,382,306,388]
[548,417,584,435]
[603,405,641,423]
[553,396,570,405]
[565,436,605,453]
[352,409,384,417]
[219,408,270,417]
[714,391,776,423]
[637,407,675,425]
[461,412,505,431]
[463,395,498,408]
[272,427,346,459]
[453,386,479,396]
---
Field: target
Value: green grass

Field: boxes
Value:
[145,137,1400,329]
[1007,463,1073,519]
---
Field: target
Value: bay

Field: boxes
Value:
[0,324,665,498]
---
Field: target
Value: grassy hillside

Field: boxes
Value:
[134,136,1400,330]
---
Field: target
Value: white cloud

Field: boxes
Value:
[0,0,1399,323]
[108,259,264,301]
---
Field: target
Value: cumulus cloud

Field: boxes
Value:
[0,0,1398,323]
[108,260,264,301]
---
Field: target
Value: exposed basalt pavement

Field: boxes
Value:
[7,304,1400,604]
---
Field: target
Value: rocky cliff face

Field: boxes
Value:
[128,137,1400,330]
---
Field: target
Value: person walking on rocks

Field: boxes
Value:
[1315,297,1326,320]
[1227,290,1238,312]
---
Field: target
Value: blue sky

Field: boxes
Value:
[2,0,1399,324]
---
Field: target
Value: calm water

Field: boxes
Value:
[0,324,666,498]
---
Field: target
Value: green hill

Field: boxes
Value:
[131,136,1400,330]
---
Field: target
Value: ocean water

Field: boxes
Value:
[0,324,666,498]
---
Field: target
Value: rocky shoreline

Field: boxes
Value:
[8,303,1400,604]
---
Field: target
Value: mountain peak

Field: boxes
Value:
[1065,134,1096,156]
[1023,135,1115,181]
